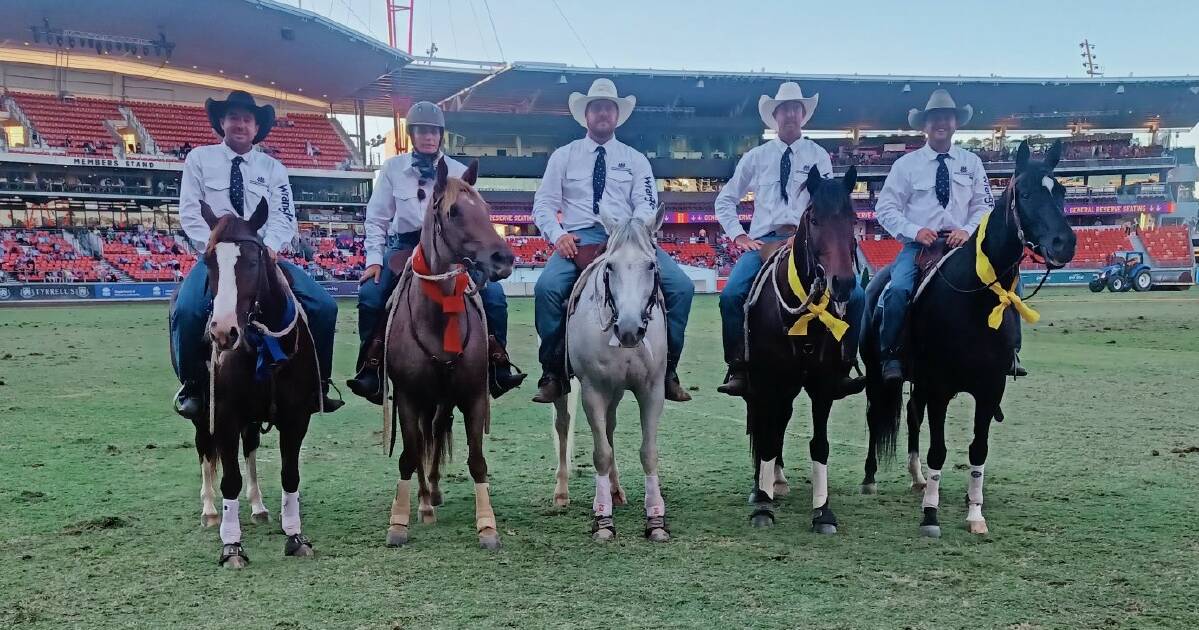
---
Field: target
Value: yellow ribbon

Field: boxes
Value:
[975,211,1040,329]
[786,244,850,341]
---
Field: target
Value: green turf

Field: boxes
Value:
[2,289,1199,629]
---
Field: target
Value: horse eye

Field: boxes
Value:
[448,204,460,218]
[646,262,655,271]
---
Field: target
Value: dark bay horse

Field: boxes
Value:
[192,199,322,568]
[860,140,1076,537]
[744,165,861,532]
[382,159,514,550]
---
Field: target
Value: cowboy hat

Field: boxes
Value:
[205,90,276,145]
[908,89,973,129]
[568,78,636,128]
[758,82,818,130]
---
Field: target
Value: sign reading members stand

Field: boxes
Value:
[69,157,172,170]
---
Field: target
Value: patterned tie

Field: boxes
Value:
[230,155,246,216]
[592,145,606,215]
[935,153,950,208]
[779,146,792,203]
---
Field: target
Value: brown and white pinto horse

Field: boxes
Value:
[382,159,514,550]
[191,199,322,568]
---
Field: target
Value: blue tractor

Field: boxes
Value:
[1089,251,1153,292]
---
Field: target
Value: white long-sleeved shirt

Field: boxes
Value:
[178,143,296,252]
[363,153,466,268]
[874,144,994,242]
[532,136,657,244]
[715,137,832,240]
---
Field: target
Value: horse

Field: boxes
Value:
[187,198,323,568]
[381,158,514,550]
[860,140,1076,537]
[742,165,862,532]
[549,206,671,542]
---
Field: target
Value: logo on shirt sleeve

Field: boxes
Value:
[278,184,293,220]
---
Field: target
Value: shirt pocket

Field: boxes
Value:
[912,171,938,204]
[392,179,423,215]
[203,174,231,193]
[950,171,974,206]
[244,177,269,210]
[604,168,633,200]
[753,171,781,202]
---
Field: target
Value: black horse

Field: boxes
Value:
[744,166,861,533]
[860,140,1075,537]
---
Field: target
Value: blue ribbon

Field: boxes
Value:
[245,294,296,382]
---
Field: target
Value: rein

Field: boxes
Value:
[599,254,661,334]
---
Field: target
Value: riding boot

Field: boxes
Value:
[174,381,203,420]
[346,335,386,405]
[532,372,569,403]
[717,361,749,397]
[664,369,691,402]
[1008,355,1028,378]
[830,361,867,400]
[321,380,345,413]
[488,335,528,399]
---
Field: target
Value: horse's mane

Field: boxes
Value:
[808,175,854,221]
[606,217,655,257]
[437,177,485,215]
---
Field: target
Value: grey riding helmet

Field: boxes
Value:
[406,101,445,130]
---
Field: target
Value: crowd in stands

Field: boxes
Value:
[98,227,192,282]
[1,229,103,282]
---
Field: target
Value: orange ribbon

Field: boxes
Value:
[410,245,470,354]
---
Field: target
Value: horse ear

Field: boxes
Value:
[200,199,218,229]
[248,198,269,232]
[433,157,449,198]
[599,209,621,238]
[462,159,479,185]
[1044,140,1062,171]
[842,165,858,193]
[651,202,667,234]
[1015,141,1031,173]
[805,165,823,194]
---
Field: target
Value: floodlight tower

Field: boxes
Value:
[1080,40,1103,77]
[386,0,414,54]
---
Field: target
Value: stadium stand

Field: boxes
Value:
[1067,226,1133,269]
[506,236,553,266]
[124,100,214,158]
[660,241,716,268]
[8,92,123,155]
[1139,226,1193,266]
[98,230,193,282]
[859,238,903,271]
[1,229,103,282]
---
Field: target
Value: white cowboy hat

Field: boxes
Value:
[568,78,636,128]
[758,82,819,130]
[908,89,973,129]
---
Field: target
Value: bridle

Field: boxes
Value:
[421,188,484,293]
[600,250,661,334]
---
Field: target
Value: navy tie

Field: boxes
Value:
[779,146,792,203]
[230,155,245,216]
[935,153,950,208]
[592,146,606,215]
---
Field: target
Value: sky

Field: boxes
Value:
[279,0,1199,149]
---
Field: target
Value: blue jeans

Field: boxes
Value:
[356,232,509,351]
[879,242,923,360]
[719,234,865,363]
[534,224,694,374]
[170,259,338,386]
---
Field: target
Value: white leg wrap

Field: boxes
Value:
[967,465,985,521]
[281,491,301,535]
[907,452,926,484]
[757,457,777,500]
[593,474,613,517]
[644,475,665,517]
[922,469,941,509]
[811,462,829,509]
[220,498,241,544]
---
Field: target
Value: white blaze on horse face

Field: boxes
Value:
[1042,176,1055,194]
[210,242,242,342]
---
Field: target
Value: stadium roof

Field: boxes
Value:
[0,0,411,108]
[405,60,1199,131]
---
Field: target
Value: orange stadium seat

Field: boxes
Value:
[1139,226,1193,267]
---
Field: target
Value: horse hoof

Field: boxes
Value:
[592,528,616,542]
[222,555,247,570]
[919,525,942,538]
[750,513,774,528]
[553,494,569,508]
[202,513,220,528]
[251,510,270,525]
[385,526,409,547]
[967,519,989,535]
[646,528,670,543]
[860,483,878,495]
[813,523,837,535]
[284,535,315,558]
[479,531,501,550]
[910,482,927,493]
[430,491,444,507]
[420,510,436,525]
[773,482,790,498]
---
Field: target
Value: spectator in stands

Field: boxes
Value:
[873,89,1021,383]
[346,101,524,404]
[171,90,343,419]
[531,78,694,403]
[714,82,864,398]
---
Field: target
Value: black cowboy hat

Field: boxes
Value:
[205,90,275,145]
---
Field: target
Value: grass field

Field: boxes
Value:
[2,289,1199,629]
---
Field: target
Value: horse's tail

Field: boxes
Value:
[423,404,454,475]
[864,367,902,464]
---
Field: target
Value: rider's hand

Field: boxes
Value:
[734,234,764,252]
[914,228,938,247]
[555,234,581,259]
[360,264,382,284]
[946,229,971,248]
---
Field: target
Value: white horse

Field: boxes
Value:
[551,207,670,542]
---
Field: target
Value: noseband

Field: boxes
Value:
[600,255,661,334]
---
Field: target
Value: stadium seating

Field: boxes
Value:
[1067,227,1133,269]
[99,230,194,282]
[124,100,217,156]
[1,229,103,282]
[506,236,553,266]
[660,241,716,268]
[1139,226,1193,267]
[9,92,123,155]
[859,238,903,271]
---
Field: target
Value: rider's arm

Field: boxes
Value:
[532,147,569,244]
[264,161,296,253]
[629,153,658,226]
[178,151,210,248]
[874,162,921,241]
[715,151,755,240]
[962,155,994,235]
[364,161,396,268]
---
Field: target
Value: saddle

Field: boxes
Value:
[571,243,607,272]
[386,248,414,275]
[908,233,960,303]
